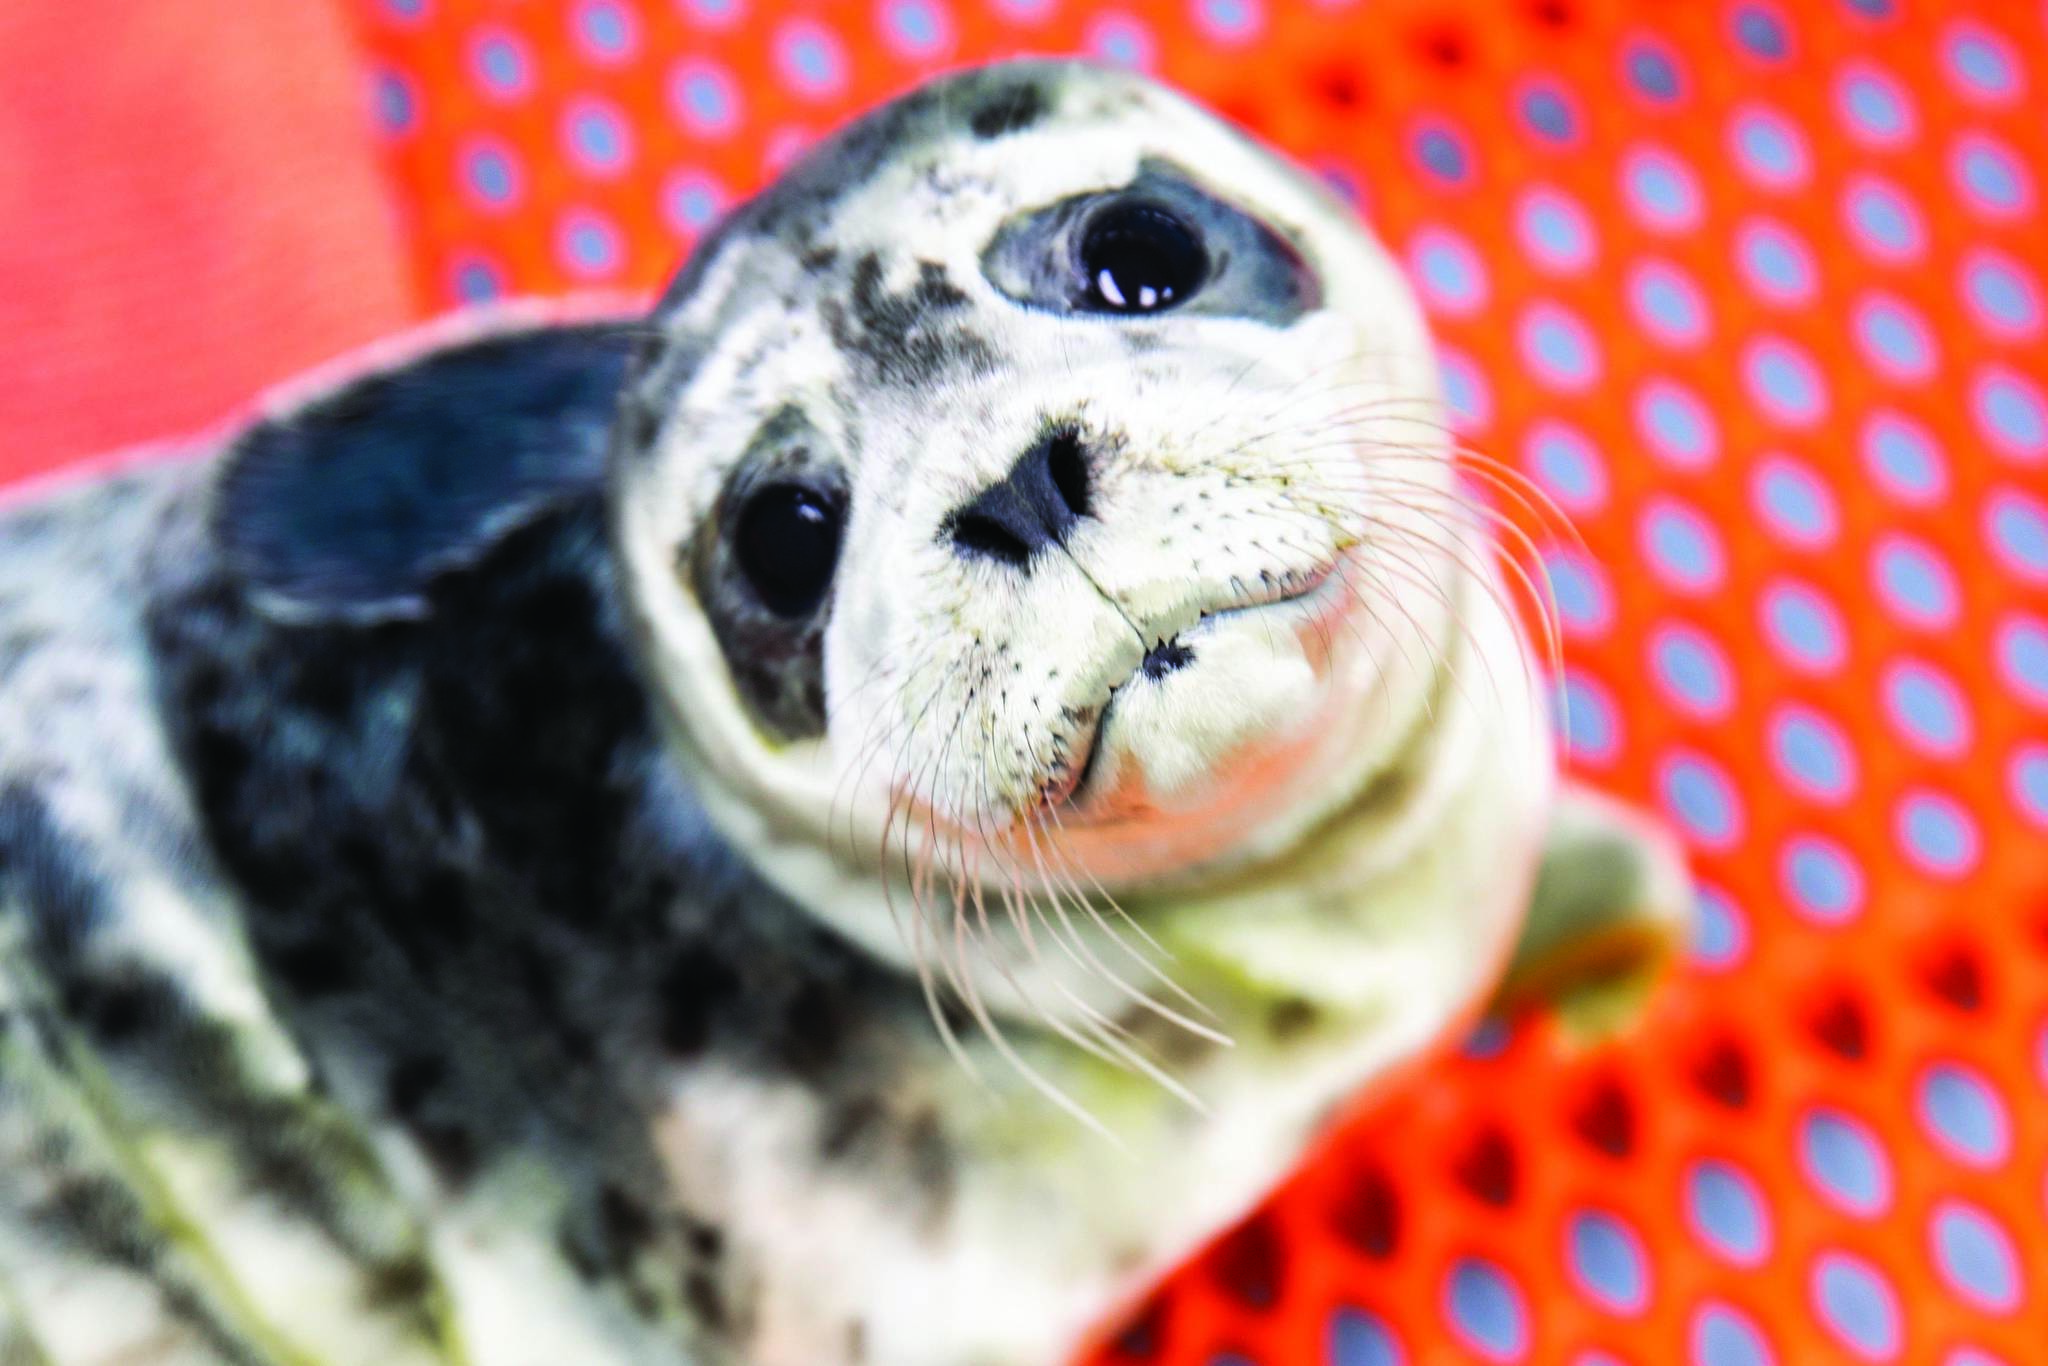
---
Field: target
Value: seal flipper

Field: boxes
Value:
[1496,782,1693,1039]
[215,318,640,622]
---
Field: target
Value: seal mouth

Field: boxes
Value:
[1140,636,1196,679]
[1058,558,1345,812]
[1065,697,1116,807]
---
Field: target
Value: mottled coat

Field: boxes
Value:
[0,61,1685,1366]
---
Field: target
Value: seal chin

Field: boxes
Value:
[1052,558,1350,833]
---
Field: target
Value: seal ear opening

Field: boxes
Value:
[213,319,639,622]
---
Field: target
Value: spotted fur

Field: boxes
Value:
[0,60,1686,1366]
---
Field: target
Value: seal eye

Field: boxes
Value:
[1078,201,1208,313]
[734,483,842,618]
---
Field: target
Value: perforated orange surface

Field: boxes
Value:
[345,2,2048,1361]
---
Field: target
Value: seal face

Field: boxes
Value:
[613,60,1500,1025]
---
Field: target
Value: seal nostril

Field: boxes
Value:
[948,513,1034,567]
[1046,426,1090,519]
[1141,638,1194,679]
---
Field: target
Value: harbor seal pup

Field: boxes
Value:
[0,59,1687,1365]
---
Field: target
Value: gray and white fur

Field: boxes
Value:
[0,61,1688,1365]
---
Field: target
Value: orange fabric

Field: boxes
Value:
[0,0,418,482]
[10,0,2046,1360]
[346,3,2048,1360]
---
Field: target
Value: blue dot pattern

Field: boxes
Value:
[1800,1110,1891,1216]
[1930,1202,2019,1314]
[1327,1308,1404,1366]
[1812,1253,1901,1361]
[348,6,2048,1361]
[1693,1303,1776,1366]
[1446,1258,1528,1362]
[1567,1210,1650,1315]
[1686,1160,1771,1267]
[1917,1064,2009,1169]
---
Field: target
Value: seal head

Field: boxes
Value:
[612,61,1536,1025]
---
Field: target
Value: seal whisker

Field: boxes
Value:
[1015,810,1227,1049]
[981,851,1195,1097]
[945,878,1127,1152]
[1342,473,1566,707]
[890,783,984,1086]
[1242,450,1566,703]
[1271,415,1590,578]
[1350,514,1531,722]
[1019,797,1218,1026]
[830,659,925,852]
[967,712,1039,964]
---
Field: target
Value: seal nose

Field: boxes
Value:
[945,426,1090,567]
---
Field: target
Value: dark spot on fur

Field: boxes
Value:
[683,1215,724,1261]
[287,653,365,720]
[415,867,473,942]
[558,1222,604,1282]
[969,81,1047,138]
[187,715,253,796]
[657,951,741,1056]
[385,1054,447,1117]
[824,253,992,388]
[1266,996,1318,1041]
[62,974,162,1045]
[516,944,597,1065]
[685,1268,727,1332]
[777,979,849,1077]
[364,1255,436,1310]
[267,930,360,998]
[413,1122,477,1186]
[904,1106,956,1222]
[1121,327,1165,355]
[600,1184,655,1252]
[0,783,106,964]
[376,1056,475,1187]
[34,1173,160,1271]
[820,1095,884,1160]
[801,246,839,273]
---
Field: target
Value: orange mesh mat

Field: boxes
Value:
[342,1,2046,1360]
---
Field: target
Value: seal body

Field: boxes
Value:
[0,61,1685,1366]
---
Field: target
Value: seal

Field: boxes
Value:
[0,60,1689,1365]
